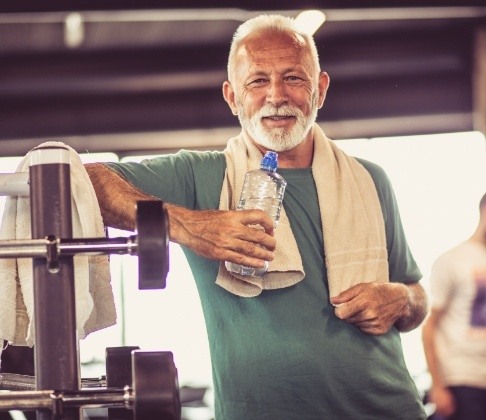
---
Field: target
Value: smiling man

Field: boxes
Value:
[223,29,326,158]
[86,14,428,419]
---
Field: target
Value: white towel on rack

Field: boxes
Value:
[0,141,117,347]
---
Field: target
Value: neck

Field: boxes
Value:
[276,137,314,168]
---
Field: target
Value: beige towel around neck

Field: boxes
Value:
[0,141,117,347]
[216,124,389,298]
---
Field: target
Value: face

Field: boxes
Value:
[224,31,328,152]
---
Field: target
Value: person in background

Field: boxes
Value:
[86,14,428,419]
[422,192,486,420]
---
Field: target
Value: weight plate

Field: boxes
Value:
[136,200,169,289]
[132,350,181,420]
[106,346,141,387]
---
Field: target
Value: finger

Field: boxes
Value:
[193,233,273,267]
[330,283,368,305]
[228,236,276,261]
[349,311,397,335]
[226,215,277,251]
[355,323,387,336]
[346,314,392,334]
[219,224,275,262]
[238,209,276,235]
[239,225,277,251]
[334,299,367,320]
[224,249,271,269]
[223,231,275,267]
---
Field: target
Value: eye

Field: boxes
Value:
[285,75,304,83]
[247,78,267,86]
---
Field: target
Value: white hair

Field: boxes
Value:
[227,14,321,83]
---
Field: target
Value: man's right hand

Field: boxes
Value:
[167,205,276,268]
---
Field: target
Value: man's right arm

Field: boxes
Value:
[85,162,276,268]
[85,163,152,231]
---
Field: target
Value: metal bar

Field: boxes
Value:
[0,388,133,412]
[0,238,48,258]
[29,146,81,420]
[0,373,107,391]
[0,390,54,411]
[58,236,137,255]
[0,236,137,259]
[0,172,29,196]
[62,388,133,407]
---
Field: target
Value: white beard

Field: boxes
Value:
[236,97,319,152]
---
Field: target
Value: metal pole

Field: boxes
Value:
[29,146,81,420]
[0,172,29,197]
[0,236,137,259]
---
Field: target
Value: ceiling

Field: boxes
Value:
[1,0,486,156]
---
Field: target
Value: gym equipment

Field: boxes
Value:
[106,346,140,420]
[0,350,180,419]
[0,146,179,419]
[0,199,169,290]
[0,373,107,391]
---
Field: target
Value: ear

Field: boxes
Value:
[316,71,330,109]
[222,81,238,116]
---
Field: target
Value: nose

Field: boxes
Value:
[266,79,288,107]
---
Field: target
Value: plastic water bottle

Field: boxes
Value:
[225,151,287,277]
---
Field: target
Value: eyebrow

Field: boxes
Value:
[247,67,306,78]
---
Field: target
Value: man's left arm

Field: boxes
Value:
[331,281,429,335]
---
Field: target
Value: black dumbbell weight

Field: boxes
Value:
[0,200,170,290]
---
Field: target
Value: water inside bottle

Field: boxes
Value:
[224,157,286,278]
[237,198,282,226]
[224,198,278,277]
[225,260,269,277]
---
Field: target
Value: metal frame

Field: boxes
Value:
[0,148,176,419]
[1,146,81,419]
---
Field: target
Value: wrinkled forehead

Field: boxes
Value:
[234,30,314,74]
[238,30,308,61]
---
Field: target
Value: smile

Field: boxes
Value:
[263,115,295,121]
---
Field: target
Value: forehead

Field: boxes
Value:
[235,31,311,74]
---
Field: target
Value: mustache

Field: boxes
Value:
[258,104,302,118]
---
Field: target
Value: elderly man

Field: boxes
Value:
[86,14,428,420]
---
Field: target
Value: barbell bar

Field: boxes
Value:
[0,388,130,413]
[0,200,169,290]
[0,373,108,391]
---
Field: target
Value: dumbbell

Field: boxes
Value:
[0,200,169,289]
[0,350,181,419]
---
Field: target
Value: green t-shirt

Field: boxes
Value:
[107,150,425,420]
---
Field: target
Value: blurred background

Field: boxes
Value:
[1,1,486,419]
[0,0,486,155]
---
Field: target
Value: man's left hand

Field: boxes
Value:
[331,282,411,335]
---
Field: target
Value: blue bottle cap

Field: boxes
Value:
[261,151,278,171]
